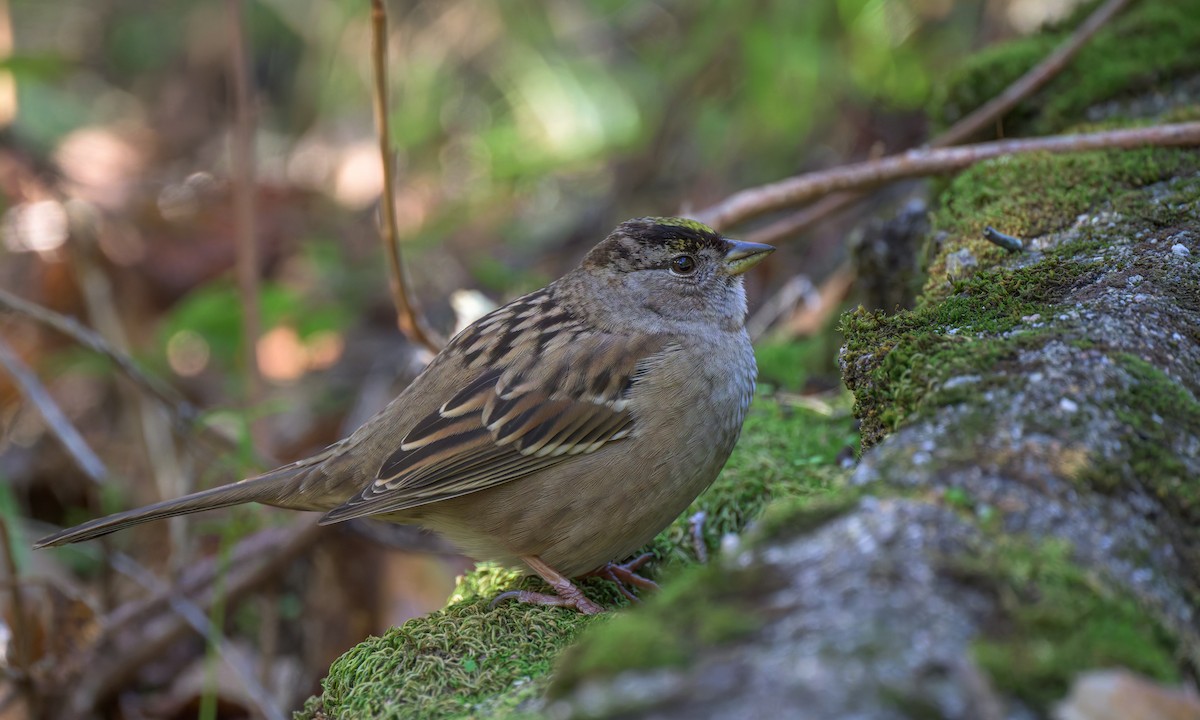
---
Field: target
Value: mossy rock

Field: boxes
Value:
[923,137,1200,290]
[955,538,1182,709]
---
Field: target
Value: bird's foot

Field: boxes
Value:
[583,552,660,603]
[491,555,605,615]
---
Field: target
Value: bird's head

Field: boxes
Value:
[575,217,774,331]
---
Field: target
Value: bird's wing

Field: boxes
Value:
[319,333,678,524]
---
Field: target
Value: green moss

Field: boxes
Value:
[1077,354,1200,525]
[841,252,1101,446]
[754,338,823,391]
[922,0,1200,297]
[304,395,859,719]
[931,0,1200,137]
[953,538,1180,708]
[311,565,597,719]
[924,146,1200,290]
[847,77,1198,448]
[550,561,767,694]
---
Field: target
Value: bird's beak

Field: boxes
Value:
[723,240,775,275]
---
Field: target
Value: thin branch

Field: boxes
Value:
[0,287,266,464]
[109,553,287,720]
[0,336,106,485]
[102,523,306,636]
[60,520,322,716]
[226,0,265,430]
[739,0,1135,244]
[931,0,1134,149]
[370,0,443,353]
[694,122,1200,231]
[744,192,859,245]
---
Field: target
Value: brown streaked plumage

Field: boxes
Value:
[35,217,774,614]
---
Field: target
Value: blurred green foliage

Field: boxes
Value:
[157,281,349,367]
[10,0,991,248]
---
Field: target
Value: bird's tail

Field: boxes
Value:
[34,462,315,548]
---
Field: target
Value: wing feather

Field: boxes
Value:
[319,332,678,525]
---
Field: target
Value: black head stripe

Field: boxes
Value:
[619,217,728,255]
[584,217,729,271]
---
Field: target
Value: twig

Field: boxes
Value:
[226,0,265,434]
[101,523,298,639]
[109,552,287,720]
[91,519,452,644]
[745,274,818,342]
[737,0,1134,244]
[256,587,279,696]
[370,0,443,353]
[0,514,39,718]
[60,519,321,716]
[0,336,106,484]
[931,0,1134,149]
[744,192,859,246]
[0,288,265,465]
[781,259,857,337]
[694,122,1200,231]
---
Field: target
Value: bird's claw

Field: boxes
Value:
[584,552,660,602]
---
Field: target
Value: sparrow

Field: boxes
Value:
[36,217,773,614]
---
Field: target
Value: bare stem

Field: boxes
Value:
[931,0,1134,149]
[109,552,288,720]
[60,520,321,716]
[736,0,1135,244]
[695,122,1200,231]
[370,0,443,353]
[0,336,107,484]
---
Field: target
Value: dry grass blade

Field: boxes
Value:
[0,514,39,718]
[60,520,321,716]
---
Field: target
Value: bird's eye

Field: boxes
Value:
[670,254,697,276]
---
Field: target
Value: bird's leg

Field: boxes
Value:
[583,552,660,602]
[490,555,605,615]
